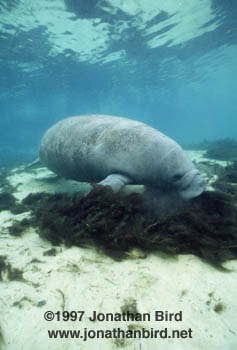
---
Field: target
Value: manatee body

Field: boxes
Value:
[39,114,204,199]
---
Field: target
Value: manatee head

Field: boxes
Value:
[171,168,204,199]
[160,144,205,200]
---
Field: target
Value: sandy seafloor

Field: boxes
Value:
[0,150,236,350]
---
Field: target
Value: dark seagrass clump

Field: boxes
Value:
[15,184,237,270]
[0,255,24,282]
[0,192,26,214]
[212,160,237,201]
[204,138,237,161]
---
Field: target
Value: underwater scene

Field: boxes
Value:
[0,1,237,349]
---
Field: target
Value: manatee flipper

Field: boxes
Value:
[98,173,132,192]
[25,157,44,170]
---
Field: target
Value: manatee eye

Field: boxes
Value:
[173,174,183,181]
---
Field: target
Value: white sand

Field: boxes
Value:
[0,153,236,350]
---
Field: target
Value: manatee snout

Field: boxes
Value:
[178,170,205,200]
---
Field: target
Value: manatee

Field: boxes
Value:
[38,114,204,199]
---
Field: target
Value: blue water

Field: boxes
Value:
[0,0,237,167]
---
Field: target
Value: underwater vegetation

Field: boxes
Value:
[0,191,26,214]
[8,218,31,236]
[121,298,138,315]
[223,160,237,182]
[203,138,237,161]
[0,192,16,211]
[183,138,237,161]
[0,169,16,194]
[10,183,237,270]
[0,169,26,214]
[0,255,24,281]
[204,138,237,161]
[212,160,237,199]
[0,325,4,350]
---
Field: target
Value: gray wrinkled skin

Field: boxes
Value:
[39,114,204,199]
